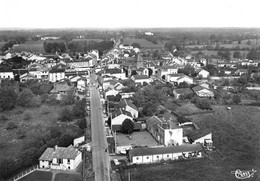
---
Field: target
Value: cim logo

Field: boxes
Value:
[231,169,257,179]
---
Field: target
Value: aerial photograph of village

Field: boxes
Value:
[0,0,259,181]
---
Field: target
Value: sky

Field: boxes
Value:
[0,0,260,29]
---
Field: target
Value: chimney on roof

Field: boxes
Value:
[54,145,58,151]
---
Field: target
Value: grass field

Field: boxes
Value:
[12,41,45,53]
[54,173,82,181]
[122,38,164,49]
[119,105,260,181]
[0,105,77,160]
[191,50,249,58]
[19,171,52,181]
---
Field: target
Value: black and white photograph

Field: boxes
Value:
[0,0,259,180]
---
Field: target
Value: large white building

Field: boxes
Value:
[129,144,204,164]
[39,145,82,170]
[49,69,65,82]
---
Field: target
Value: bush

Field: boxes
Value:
[0,88,18,111]
[59,107,73,122]
[40,105,50,114]
[23,110,34,121]
[232,94,241,104]
[77,118,87,129]
[58,134,74,147]
[192,97,211,110]
[0,115,9,123]
[6,121,18,130]
[72,99,86,118]
[17,89,35,107]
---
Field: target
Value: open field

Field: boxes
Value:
[54,172,82,181]
[119,105,260,181]
[19,171,52,181]
[191,50,249,58]
[0,105,79,160]
[12,41,45,53]
[122,38,164,49]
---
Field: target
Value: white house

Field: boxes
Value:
[49,69,65,82]
[192,85,214,98]
[131,75,151,85]
[189,131,212,146]
[39,145,82,170]
[0,70,14,79]
[20,73,39,82]
[118,99,138,118]
[146,116,183,146]
[166,74,193,85]
[197,69,210,78]
[103,68,126,80]
[111,108,133,131]
[157,66,179,79]
[129,144,204,164]
[105,89,119,98]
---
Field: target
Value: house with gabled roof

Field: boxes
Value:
[50,81,73,100]
[188,130,213,148]
[192,85,214,98]
[0,69,14,79]
[157,65,180,80]
[146,116,183,146]
[103,68,126,80]
[20,72,40,82]
[39,145,82,170]
[197,69,210,78]
[111,108,133,131]
[129,144,204,164]
[234,69,248,76]
[166,73,193,85]
[173,88,193,100]
[131,75,151,85]
[118,99,138,118]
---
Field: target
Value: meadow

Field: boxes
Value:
[119,105,260,181]
[12,41,45,53]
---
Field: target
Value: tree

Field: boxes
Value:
[192,97,211,110]
[77,118,87,129]
[17,88,35,107]
[72,99,86,118]
[61,90,75,105]
[232,94,241,104]
[233,51,241,59]
[177,82,190,88]
[178,64,195,76]
[0,88,17,110]
[0,158,19,179]
[132,42,141,49]
[59,107,73,122]
[58,134,74,147]
[121,119,134,134]
[204,64,219,76]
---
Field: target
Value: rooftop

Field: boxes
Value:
[39,145,80,161]
[129,144,203,157]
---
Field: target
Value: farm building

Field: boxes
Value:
[129,144,204,164]
[39,145,82,170]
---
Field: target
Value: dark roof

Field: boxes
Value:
[111,124,122,131]
[192,85,208,92]
[105,68,122,74]
[118,99,138,111]
[129,144,203,157]
[112,108,132,119]
[39,145,80,161]
[50,82,71,93]
[132,75,149,80]
[189,130,212,142]
[174,88,193,95]
[13,69,28,75]
[49,69,65,73]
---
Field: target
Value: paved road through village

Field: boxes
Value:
[89,72,110,181]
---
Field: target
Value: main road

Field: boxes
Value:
[89,72,110,181]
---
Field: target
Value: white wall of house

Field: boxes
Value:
[112,114,133,126]
[107,64,120,69]
[193,133,212,146]
[132,156,143,164]
[198,70,209,78]
[105,89,119,98]
[196,89,214,97]
[125,106,138,118]
[162,153,173,160]
[116,145,132,154]
[39,160,50,169]
[164,128,183,146]
[49,72,65,82]
[177,77,193,84]
[0,72,14,79]
[142,155,153,163]
[152,154,163,162]
[73,152,82,169]
[134,79,151,85]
